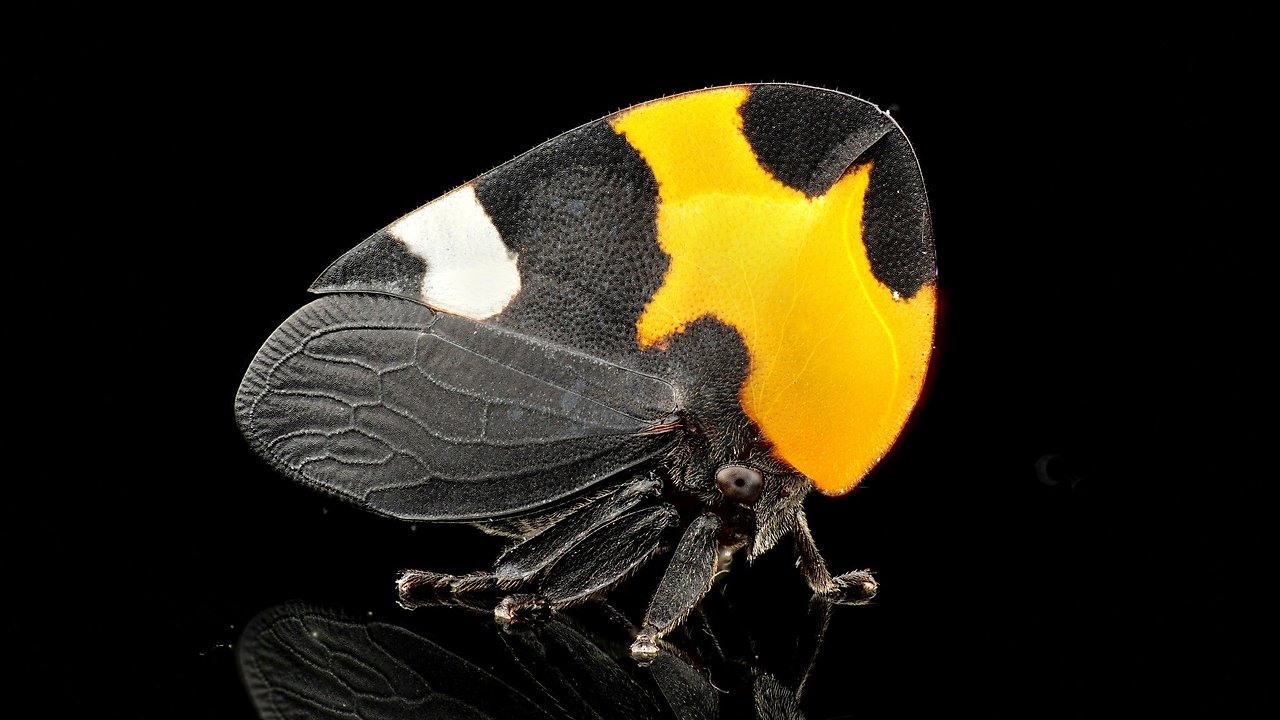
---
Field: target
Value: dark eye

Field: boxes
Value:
[715,465,763,504]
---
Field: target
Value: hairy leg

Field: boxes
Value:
[631,513,724,656]
[792,508,878,604]
[398,476,661,599]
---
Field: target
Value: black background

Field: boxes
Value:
[21,28,1267,717]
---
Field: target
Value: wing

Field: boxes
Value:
[236,293,678,521]
[238,603,558,720]
[238,602,673,720]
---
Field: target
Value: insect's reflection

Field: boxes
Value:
[239,586,839,719]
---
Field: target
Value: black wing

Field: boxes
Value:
[238,602,682,720]
[236,294,679,521]
[238,603,558,720]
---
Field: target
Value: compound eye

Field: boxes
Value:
[715,464,763,504]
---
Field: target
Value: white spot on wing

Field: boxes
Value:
[388,185,520,320]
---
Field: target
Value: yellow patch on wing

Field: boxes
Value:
[613,87,934,496]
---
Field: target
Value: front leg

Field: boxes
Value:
[793,508,878,604]
[631,513,724,656]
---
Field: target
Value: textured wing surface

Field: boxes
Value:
[236,294,678,520]
[239,604,556,720]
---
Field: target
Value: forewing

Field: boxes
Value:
[238,603,557,720]
[236,293,678,520]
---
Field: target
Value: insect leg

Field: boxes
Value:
[494,476,661,585]
[794,597,835,698]
[792,508,878,603]
[647,651,719,718]
[630,513,724,656]
[398,476,662,600]
[534,505,680,607]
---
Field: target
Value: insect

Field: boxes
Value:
[236,84,935,655]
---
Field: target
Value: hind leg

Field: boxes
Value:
[398,476,662,601]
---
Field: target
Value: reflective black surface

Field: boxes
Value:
[29,36,1268,717]
[239,583,836,720]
